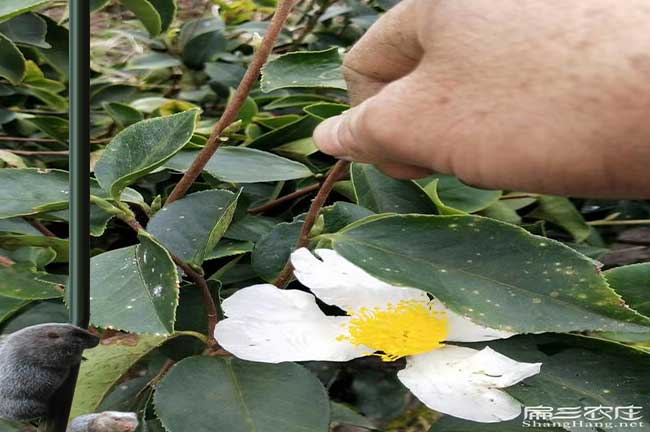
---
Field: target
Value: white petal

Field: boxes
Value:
[291,248,427,311]
[430,299,516,342]
[214,284,367,363]
[397,346,541,423]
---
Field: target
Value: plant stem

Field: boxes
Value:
[0,255,15,267]
[0,149,69,156]
[588,219,650,226]
[164,0,298,205]
[292,0,336,47]
[248,183,320,214]
[0,136,110,144]
[119,213,220,347]
[27,219,57,237]
[275,160,349,288]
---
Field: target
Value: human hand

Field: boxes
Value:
[313,0,650,198]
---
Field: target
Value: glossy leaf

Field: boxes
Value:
[95,109,199,199]
[148,190,240,265]
[0,13,50,48]
[605,263,650,317]
[164,147,313,183]
[0,33,25,83]
[261,47,346,92]
[120,0,163,36]
[0,0,49,22]
[351,163,437,214]
[417,174,502,214]
[71,334,171,417]
[154,356,330,432]
[331,214,650,333]
[529,196,596,243]
[89,234,179,335]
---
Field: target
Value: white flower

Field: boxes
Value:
[215,248,542,423]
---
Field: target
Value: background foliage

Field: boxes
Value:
[0,1,648,431]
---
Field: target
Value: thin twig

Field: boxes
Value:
[275,160,350,288]
[0,255,15,267]
[164,0,298,205]
[120,216,220,347]
[27,219,57,237]
[248,183,320,214]
[588,219,650,226]
[0,136,111,144]
[292,0,336,47]
[0,149,69,156]
[499,194,536,201]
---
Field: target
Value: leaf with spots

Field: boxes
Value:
[148,189,240,265]
[260,47,346,92]
[94,109,199,199]
[330,214,650,333]
[90,233,179,335]
[154,356,331,432]
[71,332,204,418]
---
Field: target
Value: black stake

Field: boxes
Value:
[39,1,90,431]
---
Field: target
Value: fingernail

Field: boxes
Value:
[313,115,345,156]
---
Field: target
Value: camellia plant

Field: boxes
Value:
[0,1,648,431]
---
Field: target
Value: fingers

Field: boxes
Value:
[313,70,439,179]
[342,0,425,104]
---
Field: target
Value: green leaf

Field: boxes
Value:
[24,116,69,142]
[205,239,254,261]
[148,189,240,265]
[0,168,70,218]
[16,86,68,110]
[22,60,64,92]
[102,102,145,129]
[120,0,163,36]
[475,334,650,430]
[95,109,199,199]
[154,357,330,432]
[529,196,596,243]
[0,295,29,325]
[164,147,313,183]
[89,233,179,334]
[0,33,25,83]
[605,263,650,317]
[0,234,68,262]
[148,0,176,32]
[0,218,41,235]
[303,102,348,120]
[182,29,227,69]
[37,15,69,79]
[251,219,302,282]
[351,163,437,214]
[71,333,171,418]
[0,13,50,48]
[0,0,49,22]
[248,115,319,151]
[330,402,376,430]
[0,264,63,300]
[127,52,182,69]
[330,214,650,333]
[261,47,346,92]
[0,300,67,334]
[417,175,502,214]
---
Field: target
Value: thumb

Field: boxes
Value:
[313,74,436,178]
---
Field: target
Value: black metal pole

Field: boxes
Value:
[40,1,90,431]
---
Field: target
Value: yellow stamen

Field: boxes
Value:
[337,300,449,362]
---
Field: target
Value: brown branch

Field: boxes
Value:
[0,255,15,267]
[248,183,320,214]
[164,0,299,205]
[27,219,57,237]
[0,149,69,156]
[0,136,111,144]
[499,194,536,201]
[121,217,220,347]
[275,160,349,288]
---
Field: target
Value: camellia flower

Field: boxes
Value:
[215,248,542,423]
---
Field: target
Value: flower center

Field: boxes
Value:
[338,300,449,362]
